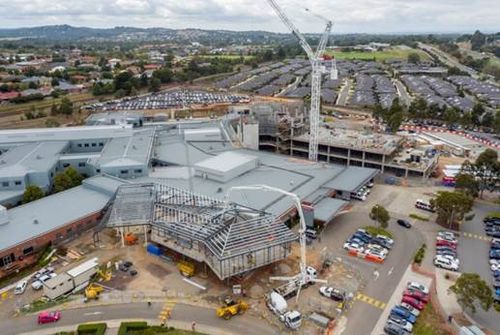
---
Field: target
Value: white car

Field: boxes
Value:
[14,280,28,295]
[387,317,413,332]
[351,193,366,201]
[436,235,458,244]
[437,254,460,266]
[32,273,56,290]
[365,249,386,259]
[400,302,420,317]
[434,256,459,271]
[343,242,364,253]
[490,259,500,266]
[34,266,55,280]
[407,281,429,295]
[366,244,389,255]
[437,231,457,240]
[492,263,500,271]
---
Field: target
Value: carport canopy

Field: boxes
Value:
[322,166,378,193]
[314,198,349,223]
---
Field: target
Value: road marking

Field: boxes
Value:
[354,293,386,309]
[387,267,394,276]
[84,312,103,316]
[460,232,491,242]
[158,300,177,322]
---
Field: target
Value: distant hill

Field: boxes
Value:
[0,25,291,44]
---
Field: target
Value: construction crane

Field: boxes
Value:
[224,185,326,302]
[266,0,337,161]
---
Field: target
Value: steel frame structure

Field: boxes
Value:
[105,183,297,280]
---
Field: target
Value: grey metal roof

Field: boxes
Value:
[0,141,67,178]
[322,166,378,193]
[0,175,124,253]
[314,198,349,222]
[90,128,155,168]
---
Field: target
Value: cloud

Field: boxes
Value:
[0,0,498,33]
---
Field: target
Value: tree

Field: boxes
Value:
[450,273,493,313]
[59,97,73,115]
[23,185,44,204]
[150,77,161,92]
[407,52,421,64]
[53,167,83,193]
[462,149,500,198]
[470,30,486,51]
[430,191,474,227]
[64,166,83,188]
[370,204,390,229]
[455,173,479,197]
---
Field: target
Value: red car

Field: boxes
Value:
[436,240,457,249]
[402,295,425,310]
[403,289,429,303]
[38,311,61,324]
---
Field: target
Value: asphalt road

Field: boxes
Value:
[418,43,479,79]
[321,211,423,335]
[336,79,352,106]
[3,302,277,335]
[394,79,411,107]
[459,201,500,334]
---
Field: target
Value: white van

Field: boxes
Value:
[14,280,28,295]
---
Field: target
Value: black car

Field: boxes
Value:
[484,217,500,224]
[436,249,457,258]
[129,269,138,276]
[397,219,412,228]
[486,231,500,238]
[436,246,456,254]
[384,321,410,335]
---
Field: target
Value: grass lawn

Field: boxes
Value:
[362,225,393,239]
[326,48,430,62]
[413,302,453,335]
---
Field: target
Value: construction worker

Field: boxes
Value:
[191,321,196,332]
[147,299,152,307]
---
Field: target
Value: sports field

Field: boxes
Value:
[326,48,430,62]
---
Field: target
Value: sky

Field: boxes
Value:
[0,0,499,34]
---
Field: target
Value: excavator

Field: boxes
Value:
[84,283,104,302]
[216,297,249,320]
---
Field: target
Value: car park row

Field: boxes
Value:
[343,228,394,263]
[433,231,460,272]
[383,281,430,335]
[484,215,500,304]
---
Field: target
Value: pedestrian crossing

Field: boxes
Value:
[354,292,386,309]
[158,300,176,323]
[461,232,491,242]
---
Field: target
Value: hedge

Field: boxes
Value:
[362,225,393,239]
[77,323,107,335]
[409,213,430,222]
[117,322,148,335]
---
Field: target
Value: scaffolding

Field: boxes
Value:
[105,182,297,280]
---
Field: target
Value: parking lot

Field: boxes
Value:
[458,201,500,334]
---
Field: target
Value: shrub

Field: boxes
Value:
[413,244,426,265]
[77,323,107,335]
[117,322,148,335]
[409,213,430,221]
[363,225,393,239]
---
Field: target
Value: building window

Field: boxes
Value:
[50,172,53,177]
[23,246,34,255]
[15,181,22,186]
[134,169,142,174]
[96,169,101,173]
[77,144,82,148]
[99,142,104,147]
[0,253,14,267]
[63,163,70,168]
[120,170,129,174]
[78,162,86,167]
[92,143,96,147]
[2,181,9,187]
[84,143,89,147]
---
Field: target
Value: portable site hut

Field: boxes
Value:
[67,257,99,287]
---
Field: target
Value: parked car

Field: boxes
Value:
[434,256,459,271]
[32,273,57,290]
[490,250,500,260]
[319,286,345,301]
[436,240,457,249]
[14,280,28,295]
[437,231,456,239]
[390,306,417,324]
[376,235,394,247]
[305,229,318,240]
[397,219,411,228]
[384,321,410,335]
[38,311,61,324]
[34,267,55,280]
[407,281,429,295]
[343,242,364,253]
[402,295,425,310]
[403,289,429,303]
[371,236,393,249]
[400,302,420,317]
[387,315,413,332]
[366,244,389,255]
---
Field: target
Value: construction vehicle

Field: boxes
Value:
[177,260,195,277]
[216,297,249,320]
[124,233,138,245]
[266,291,302,330]
[97,269,112,281]
[84,283,104,302]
